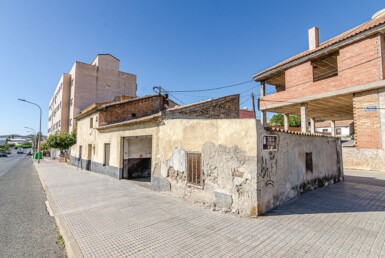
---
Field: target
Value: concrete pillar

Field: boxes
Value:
[259,82,267,126]
[261,111,267,126]
[284,114,289,131]
[260,81,265,97]
[331,120,336,136]
[310,117,315,134]
[300,103,308,133]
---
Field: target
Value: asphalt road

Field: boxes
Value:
[0,152,63,257]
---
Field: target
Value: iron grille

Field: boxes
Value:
[187,153,202,186]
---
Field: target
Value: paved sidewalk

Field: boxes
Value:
[36,159,385,258]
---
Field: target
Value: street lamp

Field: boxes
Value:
[25,127,37,151]
[18,99,42,163]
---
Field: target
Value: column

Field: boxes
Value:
[284,114,289,131]
[310,117,315,134]
[331,120,336,136]
[260,81,265,97]
[260,82,266,126]
[261,111,267,126]
[300,103,308,133]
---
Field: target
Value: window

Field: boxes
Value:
[104,143,110,166]
[262,135,278,150]
[187,153,202,187]
[70,98,73,106]
[69,118,72,126]
[312,52,338,82]
[306,152,313,172]
[90,117,93,128]
[336,128,341,136]
[79,146,82,159]
[71,78,74,87]
[131,113,136,118]
[322,129,328,133]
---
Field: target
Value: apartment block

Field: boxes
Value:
[48,54,137,135]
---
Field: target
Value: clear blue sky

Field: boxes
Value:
[0,0,383,135]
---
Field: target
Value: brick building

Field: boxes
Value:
[253,9,385,170]
[48,54,137,135]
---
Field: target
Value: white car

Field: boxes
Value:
[17,148,24,154]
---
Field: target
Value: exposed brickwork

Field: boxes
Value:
[165,95,240,119]
[261,36,383,106]
[353,90,381,149]
[98,95,168,126]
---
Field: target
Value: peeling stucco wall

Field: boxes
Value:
[256,122,344,215]
[157,143,257,216]
[153,119,258,216]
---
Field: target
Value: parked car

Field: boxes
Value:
[26,150,33,155]
[5,150,11,154]
[0,151,8,157]
[17,148,24,154]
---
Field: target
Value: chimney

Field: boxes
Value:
[308,27,319,50]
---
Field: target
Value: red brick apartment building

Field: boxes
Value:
[253,9,385,171]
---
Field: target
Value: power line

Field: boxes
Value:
[165,79,255,93]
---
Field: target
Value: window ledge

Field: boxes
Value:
[187,183,203,189]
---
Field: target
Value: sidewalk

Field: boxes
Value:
[35,159,385,258]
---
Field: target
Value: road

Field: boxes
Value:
[0,151,63,257]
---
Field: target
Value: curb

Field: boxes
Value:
[33,159,84,258]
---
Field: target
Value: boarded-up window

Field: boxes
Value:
[306,152,313,172]
[104,143,110,166]
[187,153,202,186]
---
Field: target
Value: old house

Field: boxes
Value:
[71,94,343,216]
[253,9,385,171]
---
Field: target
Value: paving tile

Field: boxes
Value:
[36,160,385,257]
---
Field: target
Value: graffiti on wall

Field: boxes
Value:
[259,151,277,187]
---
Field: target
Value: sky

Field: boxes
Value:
[0,0,383,135]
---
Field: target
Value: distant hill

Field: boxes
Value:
[0,134,43,139]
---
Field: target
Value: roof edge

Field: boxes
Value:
[253,23,385,81]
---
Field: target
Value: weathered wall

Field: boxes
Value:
[256,123,344,215]
[155,119,258,216]
[98,95,166,126]
[165,95,240,119]
[343,148,385,171]
[71,113,159,179]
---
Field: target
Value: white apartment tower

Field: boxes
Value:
[48,54,137,135]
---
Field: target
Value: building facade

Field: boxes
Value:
[253,9,385,170]
[48,54,137,135]
[315,120,354,137]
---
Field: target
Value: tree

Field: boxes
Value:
[45,132,76,154]
[270,114,301,127]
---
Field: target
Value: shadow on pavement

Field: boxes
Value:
[265,180,385,216]
[344,175,385,187]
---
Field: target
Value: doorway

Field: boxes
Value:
[122,136,152,181]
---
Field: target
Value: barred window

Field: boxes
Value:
[187,153,203,187]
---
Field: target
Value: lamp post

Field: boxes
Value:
[18,99,42,163]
